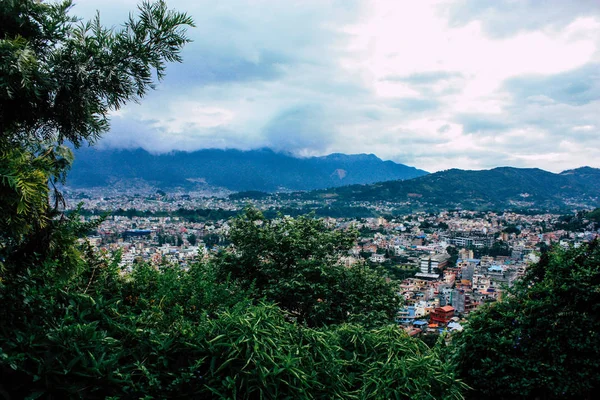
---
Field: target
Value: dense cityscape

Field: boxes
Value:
[67,188,600,339]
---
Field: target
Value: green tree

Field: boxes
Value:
[503,224,520,234]
[446,245,459,266]
[453,240,600,399]
[215,208,401,327]
[0,0,193,264]
[187,232,197,246]
[203,232,224,248]
[0,210,466,399]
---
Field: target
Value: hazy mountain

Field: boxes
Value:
[67,147,428,192]
[296,166,600,211]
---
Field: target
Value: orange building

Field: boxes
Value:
[430,305,455,325]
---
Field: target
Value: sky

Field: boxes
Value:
[73,0,600,172]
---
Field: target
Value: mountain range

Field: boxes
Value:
[67,147,428,192]
[294,166,600,211]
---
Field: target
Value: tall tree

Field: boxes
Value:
[453,240,600,399]
[215,208,401,327]
[0,0,193,264]
[187,233,197,246]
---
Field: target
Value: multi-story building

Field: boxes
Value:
[419,254,449,274]
[430,305,455,325]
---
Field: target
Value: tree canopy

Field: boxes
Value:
[215,208,401,327]
[1,0,193,147]
[0,0,193,263]
[453,240,600,399]
[0,208,467,398]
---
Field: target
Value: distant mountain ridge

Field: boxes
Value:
[296,166,600,211]
[67,147,428,192]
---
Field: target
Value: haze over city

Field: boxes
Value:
[73,0,600,173]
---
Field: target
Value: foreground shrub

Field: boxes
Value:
[1,255,466,399]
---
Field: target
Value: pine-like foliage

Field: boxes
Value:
[0,0,194,146]
[0,0,193,264]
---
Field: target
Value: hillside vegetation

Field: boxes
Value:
[299,167,600,211]
[68,147,428,192]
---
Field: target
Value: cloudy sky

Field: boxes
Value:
[74,0,600,172]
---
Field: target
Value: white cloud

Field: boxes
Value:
[76,0,600,172]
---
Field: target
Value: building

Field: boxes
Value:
[419,254,449,274]
[397,306,416,324]
[443,232,494,248]
[451,289,477,314]
[430,305,455,325]
[370,253,386,263]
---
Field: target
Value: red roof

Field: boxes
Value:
[440,306,455,312]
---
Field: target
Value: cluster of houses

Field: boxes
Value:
[396,252,530,336]
[78,207,599,338]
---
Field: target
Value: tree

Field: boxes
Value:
[0,210,465,399]
[0,0,193,264]
[446,245,458,266]
[214,208,401,327]
[187,233,197,246]
[453,240,600,399]
[503,224,520,234]
[1,0,193,147]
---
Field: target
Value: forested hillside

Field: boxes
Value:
[299,166,600,211]
[68,147,428,192]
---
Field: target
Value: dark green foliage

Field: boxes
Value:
[173,208,238,222]
[0,0,194,147]
[453,240,600,399]
[0,211,466,399]
[84,205,379,222]
[215,208,401,327]
[587,207,600,223]
[554,209,599,232]
[382,264,420,281]
[502,224,520,234]
[203,233,228,248]
[0,145,73,248]
[299,167,600,211]
[0,0,193,262]
[446,246,458,267]
[0,264,466,398]
[466,241,511,258]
